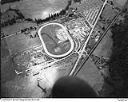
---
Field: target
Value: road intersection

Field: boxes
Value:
[69,0,108,76]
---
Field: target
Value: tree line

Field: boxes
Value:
[1,0,21,5]
[34,0,72,24]
[1,0,73,27]
[107,9,128,97]
[1,8,25,27]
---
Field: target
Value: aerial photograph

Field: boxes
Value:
[1,0,128,98]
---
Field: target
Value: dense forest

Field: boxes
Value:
[1,0,21,5]
[108,9,128,97]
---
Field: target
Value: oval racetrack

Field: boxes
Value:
[38,23,74,58]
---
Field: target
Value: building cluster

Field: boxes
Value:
[90,54,109,70]
[91,28,101,42]
[56,28,68,43]
[65,18,90,41]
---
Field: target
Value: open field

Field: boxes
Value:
[1,52,79,97]
[1,39,10,58]
[93,30,113,58]
[1,22,37,36]
[5,33,42,55]
[77,58,104,94]
[1,0,69,20]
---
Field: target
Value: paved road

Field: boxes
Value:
[71,5,122,76]
[69,0,108,76]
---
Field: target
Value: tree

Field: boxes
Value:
[25,18,33,22]
[1,0,21,5]
[108,10,128,97]
[73,0,81,3]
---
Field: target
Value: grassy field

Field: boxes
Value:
[2,22,37,36]
[1,0,69,20]
[1,52,79,97]
[71,0,102,12]
[5,33,42,55]
[93,30,113,58]
[77,58,104,94]
[1,39,10,58]
[101,4,118,22]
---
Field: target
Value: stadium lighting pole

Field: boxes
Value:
[69,0,108,76]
